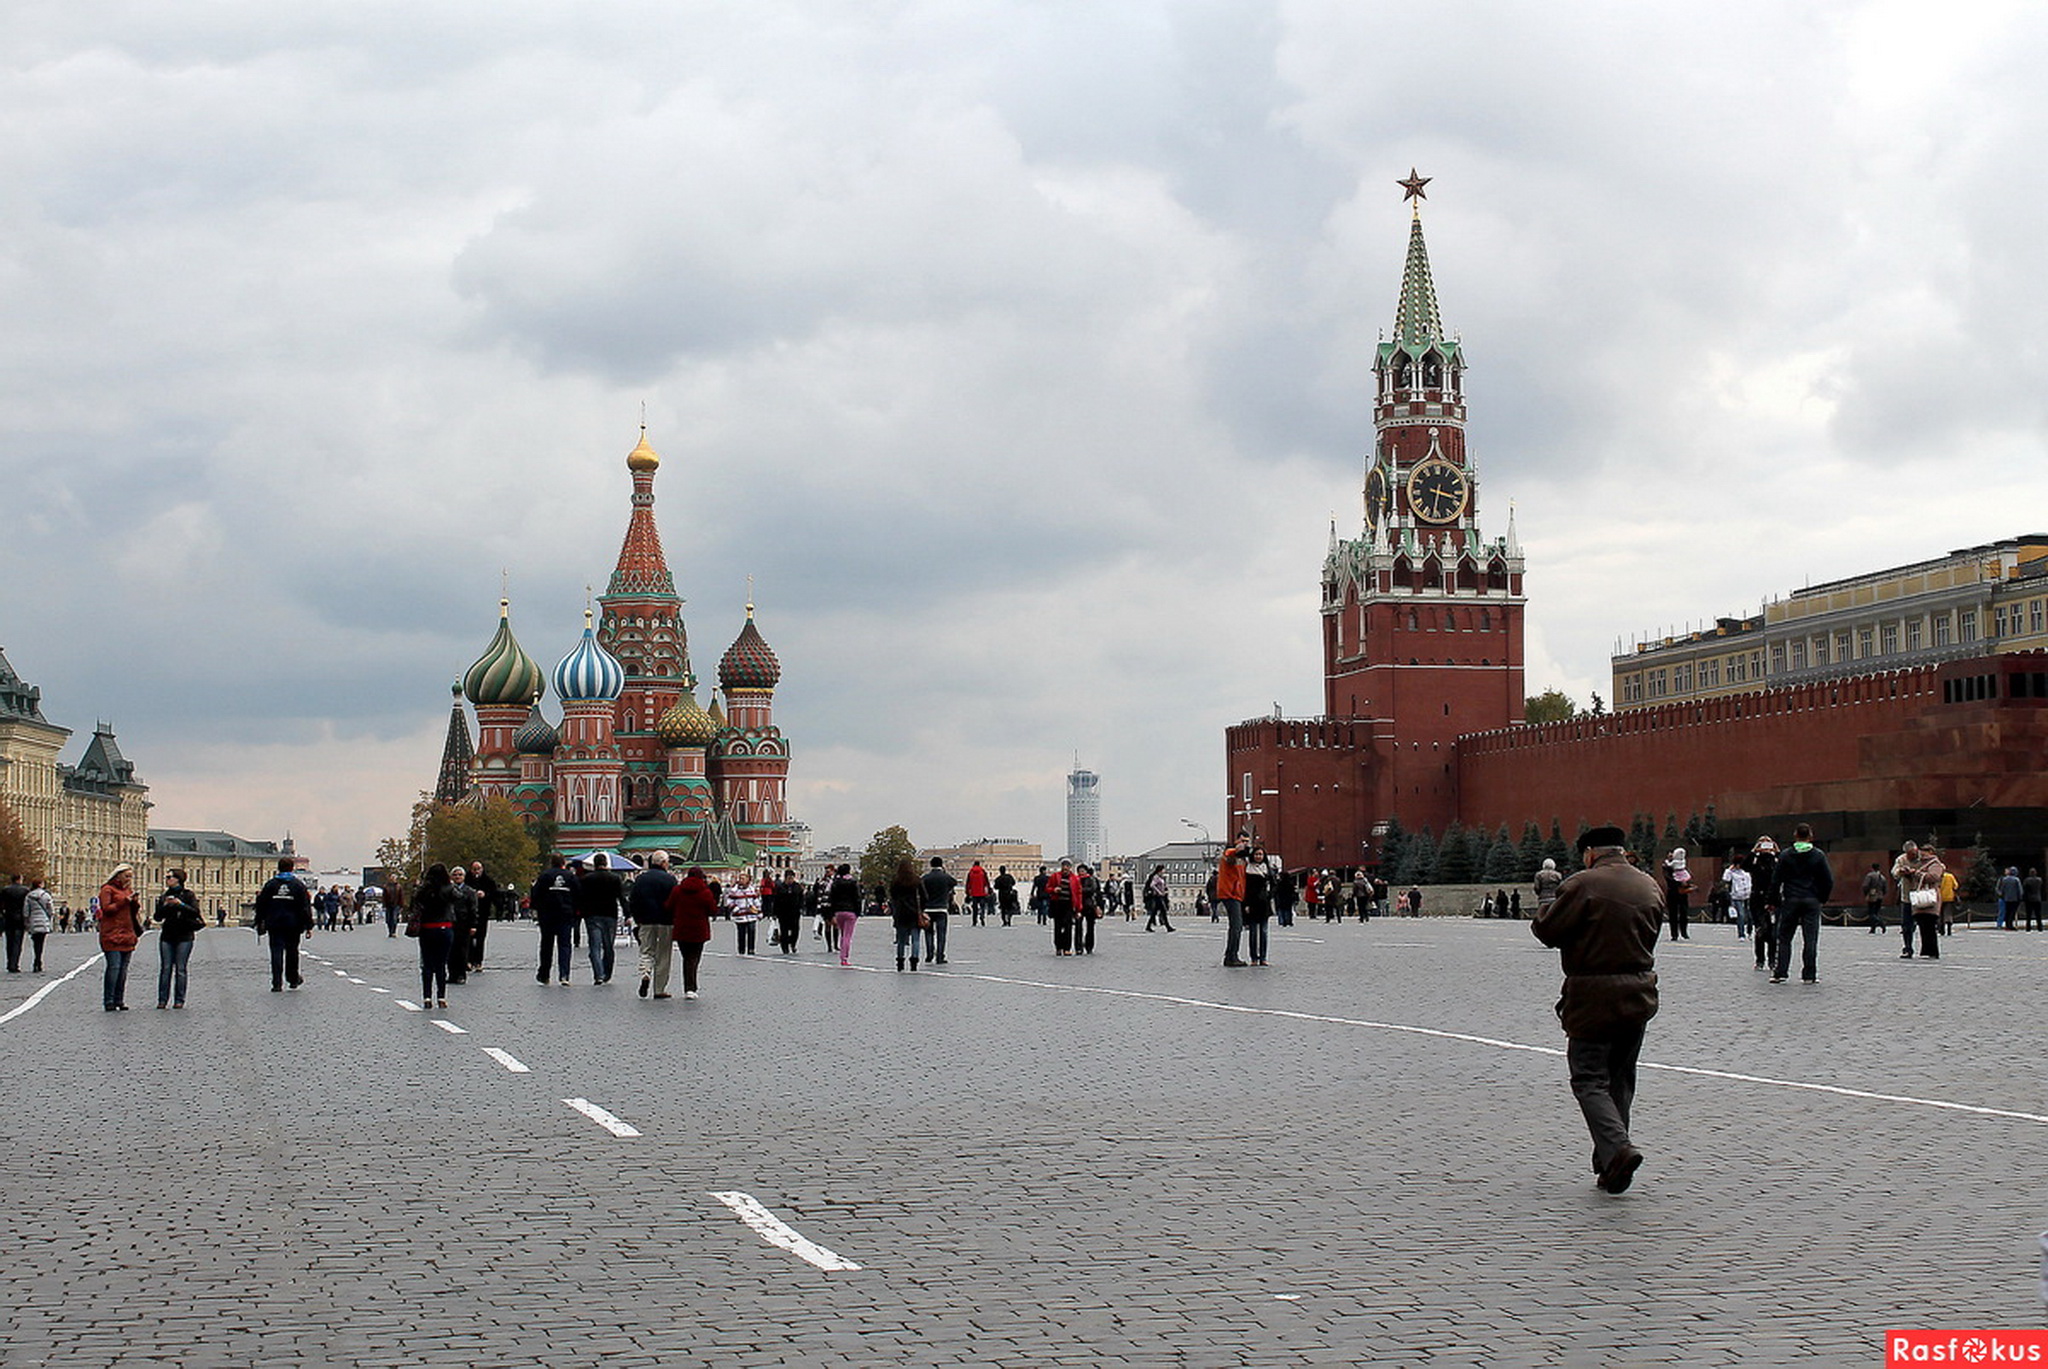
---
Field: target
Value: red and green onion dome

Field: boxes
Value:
[717,608,780,692]
[658,692,718,748]
[463,599,545,707]
[512,706,559,755]
[553,610,626,702]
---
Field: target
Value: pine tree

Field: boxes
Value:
[1436,821,1471,884]
[1517,822,1546,880]
[1402,826,1438,885]
[1662,813,1682,859]
[1376,817,1407,880]
[1701,804,1718,845]
[1626,815,1649,861]
[1683,810,1704,854]
[1546,820,1573,870]
[0,797,48,885]
[1484,824,1520,882]
[1463,826,1488,881]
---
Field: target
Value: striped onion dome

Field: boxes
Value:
[553,610,626,702]
[512,706,559,755]
[657,692,718,748]
[716,605,781,691]
[462,599,545,707]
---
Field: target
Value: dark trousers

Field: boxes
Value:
[3,926,21,971]
[1902,905,1921,954]
[1866,899,1883,932]
[447,923,470,982]
[29,931,45,971]
[1912,912,1940,959]
[1051,915,1074,953]
[539,922,573,981]
[1075,915,1095,954]
[774,913,801,953]
[469,920,489,970]
[1773,898,1822,980]
[268,931,302,989]
[1753,907,1775,966]
[1667,900,1688,940]
[2028,899,2045,931]
[418,926,453,999]
[678,940,705,992]
[585,916,617,982]
[157,937,194,1006]
[923,913,946,961]
[1567,1023,1645,1174]
[736,921,757,954]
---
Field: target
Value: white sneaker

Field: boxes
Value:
[684,990,699,999]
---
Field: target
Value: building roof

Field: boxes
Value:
[463,599,545,707]
[0,646,57,727]
[64,724,140,794]
[148,828,285,857]
[436,683,477,801]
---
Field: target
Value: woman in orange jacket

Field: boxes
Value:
[97,864,142,1011]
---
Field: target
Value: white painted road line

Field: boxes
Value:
[777,958,2048,1130]
[332,969,349,977]
[397,1000,423,1012]
[482,1048,530,1073]
[368,986,391,993]
[346,977,366,984]
[709,1191,862,1271]
[564,1098,640,1137]
[0,955,104,1027]
[431,1019,468,1035]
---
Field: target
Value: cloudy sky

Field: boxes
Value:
[6,1,2045,868]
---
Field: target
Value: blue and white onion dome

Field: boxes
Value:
[553,610,626,702]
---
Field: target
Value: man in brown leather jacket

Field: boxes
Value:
[1531,825,1664,1195]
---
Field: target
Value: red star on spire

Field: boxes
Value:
[1397,168,1431,202]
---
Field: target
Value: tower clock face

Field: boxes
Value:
[1364,465,1389,526]
[1406,458,1470,524]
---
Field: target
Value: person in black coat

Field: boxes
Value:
[575,855,626,985]
[152,870,206,1009]
[254,859,313,992]
[530,855,580,986]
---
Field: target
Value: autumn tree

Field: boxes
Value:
[424,795,542,893]
[860,825,918,895]
[0,797,47,884]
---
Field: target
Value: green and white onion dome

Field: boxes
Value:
[553,610,625,702]
[658,692,718,748]
[463,599,545,707]
[512,706,559,755]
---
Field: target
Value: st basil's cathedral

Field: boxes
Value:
[435,429,795,868]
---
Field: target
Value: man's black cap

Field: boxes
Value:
[1577,825,1628,852]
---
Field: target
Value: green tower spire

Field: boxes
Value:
[1392,206,1443,349]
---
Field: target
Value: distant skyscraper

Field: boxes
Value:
[1066,765,1102,866]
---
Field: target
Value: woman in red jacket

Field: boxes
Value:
[97,864,142,1011]
[666,868,716,1000]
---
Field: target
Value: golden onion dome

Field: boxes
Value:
[658,692,718,748]
[626,427,660,473]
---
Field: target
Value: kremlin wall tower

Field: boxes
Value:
[438,429,795,869]
[1227,180,2048,886]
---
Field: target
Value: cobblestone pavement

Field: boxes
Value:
[3,914,2043,1367]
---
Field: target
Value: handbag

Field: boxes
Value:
[917,911,931,929]
[404,916,421,938]
[1908,888,1938,910]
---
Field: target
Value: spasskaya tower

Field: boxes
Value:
[1225,173,1525,861]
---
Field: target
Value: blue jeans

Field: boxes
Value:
[157,937,194,1006]
[102,948,132,1008]
[585,916,617,982]
[1246,918,1269,961]
[418,926,454,999]
[895,924,921,964]
[1218,899,1244,962]
[1731,898,1750,937]
[924,913,948,961]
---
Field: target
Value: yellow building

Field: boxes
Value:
[147,829,297,924]
[1614,536,2048,711]
[0,647,151,912]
